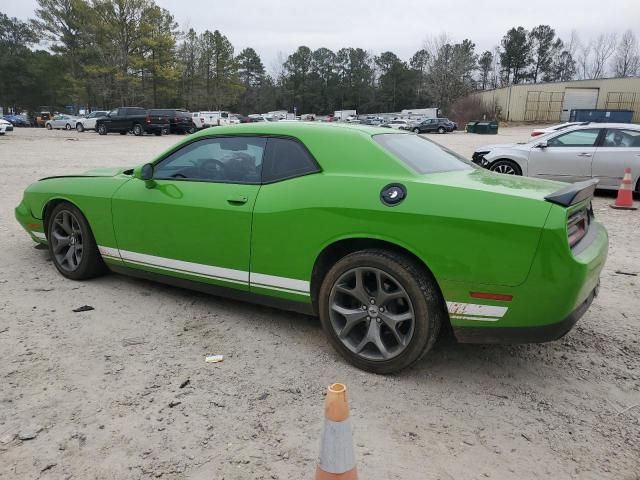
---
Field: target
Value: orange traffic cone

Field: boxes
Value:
[315,383,358,480]
[611,167,637,210]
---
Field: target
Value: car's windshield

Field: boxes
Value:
[374,133,473,174]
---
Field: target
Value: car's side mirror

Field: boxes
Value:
[136,163,156,188]
[536,141,548,149]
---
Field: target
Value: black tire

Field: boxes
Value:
[489,159,522,175]
[154,130,162,136]
[46,123,52,130]
[76,123,84,132]
[46,202,106,281]
[65,123,71,130]
[413,128,420,134]
[318,249,444,374]
[119,130,127,135]
[133,123,143,136]
[187,124,196,134]
[97,123,107,135]
[437,126,446,134]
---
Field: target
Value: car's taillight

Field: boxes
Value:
[567,208,590,248]
[531,131,543,137]
[145,116,151,124]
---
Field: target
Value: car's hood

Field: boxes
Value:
[40,167,130,181]
[423,167,564,201]
[475,142,531,152]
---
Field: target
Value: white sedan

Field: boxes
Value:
[0,118,13,135]
[383,119,411,129]
[75,111,108,132]
[45,115,80,130]
[473,123,640,193]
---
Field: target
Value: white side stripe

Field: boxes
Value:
[97,245,310,296]
[251,273,310,293]
[447,302,508,318]
[119,249,249,282]
[450,315,500,322]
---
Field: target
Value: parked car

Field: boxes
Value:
[36,112,52,127]
[530,122,585,137]
[402,118,454,134]
[0,118,14,135]
[382,119,411,129]
[95,107,169,136]
[192,111,238,129]
[3,114,32,127]
[16,123,607,373]
[148,109,195,134]
[75,111,109,132]
[45,114,79,130]
[472,123,640,193]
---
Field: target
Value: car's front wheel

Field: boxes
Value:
[46,202,106,280]
[133,123,143,136]
[489,159,522,175]
[318,249,444,374]
[46,123,52,130]
[413,128,420,134]
[65,123,71,130]
[97,124,107,135]
[76,123,84,132]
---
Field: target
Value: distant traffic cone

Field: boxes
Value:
[315,383,358,480]
[611,167,637,210]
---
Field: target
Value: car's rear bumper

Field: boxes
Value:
[453,284,597,344]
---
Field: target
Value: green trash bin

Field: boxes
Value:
[488,121,498,134]
[465,121,478,133]
[475,121,490,134]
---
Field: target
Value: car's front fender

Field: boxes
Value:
[484,149,530,176]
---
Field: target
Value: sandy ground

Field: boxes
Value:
[0,126,639,480]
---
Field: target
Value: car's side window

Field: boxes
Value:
[154,137,266,184]
[547,129,600,147]
[262,137,320,183]
[603,129,640,148]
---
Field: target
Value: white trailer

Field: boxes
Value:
[334,110,357,121]
[400,108,439,118]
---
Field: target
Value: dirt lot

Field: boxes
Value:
[1,126,639,479]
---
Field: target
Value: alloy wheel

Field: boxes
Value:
[493,163,517,175]
[328,267,415,361]
[50,210,84,272]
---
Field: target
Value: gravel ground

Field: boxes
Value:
[0,126,639,479]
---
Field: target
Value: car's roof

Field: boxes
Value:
[190,121,404,138]
[569,122,640,130]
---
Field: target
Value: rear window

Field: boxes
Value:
[373,134,472,174]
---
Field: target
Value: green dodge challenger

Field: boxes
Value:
[16,123,608,373]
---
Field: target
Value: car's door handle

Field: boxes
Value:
[227,194,248,205]
[577,153,592,157]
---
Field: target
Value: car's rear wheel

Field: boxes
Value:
[47,202,106,280]
[187,124,196,134]
[413,128,420,134]
[97,124,107,135]
[437,126,446,134]
[65,123,71,130]
[76,123,84,132]
[133,123,143,136]
[490,159,522,175]
[318,249,444,374]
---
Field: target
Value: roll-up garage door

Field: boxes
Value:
[561,88,599,121]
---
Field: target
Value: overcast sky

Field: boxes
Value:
[3,0,639,72]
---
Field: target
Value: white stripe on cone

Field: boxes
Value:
[318,419,356,474]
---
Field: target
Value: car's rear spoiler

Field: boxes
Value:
[544,179,598,207]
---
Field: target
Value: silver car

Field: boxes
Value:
[472,123,640,193]
[75,111,108,132]
[45,114,79,131]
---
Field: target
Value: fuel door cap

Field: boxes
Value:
[380,183,407,206]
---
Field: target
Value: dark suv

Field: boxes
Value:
[96,107,169,136]
[403,118,455,134]
[148,109,195,134]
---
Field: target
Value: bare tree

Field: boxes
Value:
[589,33,617,78]
[612,30,640,77]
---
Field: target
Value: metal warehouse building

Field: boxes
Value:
[474,77,640,123]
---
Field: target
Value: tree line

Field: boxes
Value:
[0,0,638,117]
